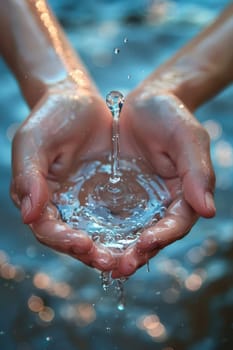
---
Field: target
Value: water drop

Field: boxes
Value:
[114,48,120,54]
[106,90,124,115]
[106,327,111,333]
[123,37,128,43]
[127,74,131,80]
[117,302,125,311]
[100,271,112,291]
[109,176,120,184]
[116,279,126,311]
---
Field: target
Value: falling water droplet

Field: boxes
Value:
[117,302,125,311]
[114,48,120,54]
[101,271,112,291]
[106,327,111,333]
[123,37,128,43]
[116,279,126,311]
[106,90,124,115]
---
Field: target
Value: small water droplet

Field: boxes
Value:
[114,48,120,54]
[106,327,111,333]
[116,279,126,311]
[127,74,131,80]
[46,336,52,342]
[146,260,150,272]
[101,271,112,291]
[109,176,120,184]
[117,302,125,311]
[106,90,124,114]
[123,37,128,43]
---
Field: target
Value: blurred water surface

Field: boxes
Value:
[0,1,233,349]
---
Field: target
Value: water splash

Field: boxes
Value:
[53,91,170,249]
[53,90,171,308]
[101,271,126,311]
[54,158,169,249]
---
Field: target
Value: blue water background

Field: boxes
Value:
[0,1,233,349]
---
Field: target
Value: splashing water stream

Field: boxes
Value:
[53,91,170,309]
[106,90,124,184]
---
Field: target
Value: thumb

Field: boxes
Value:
[170,113,216,218]
[11,136,49,224]
[11,170,49,224]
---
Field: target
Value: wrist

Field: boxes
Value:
[167,55,232,110]
[133,3,233,112]
[160,58,221,110]
[20,69,98,109]
[134,55,231,112]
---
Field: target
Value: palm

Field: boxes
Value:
[112,92,215,277]
[11,89,215,278]
[11,90,119,272]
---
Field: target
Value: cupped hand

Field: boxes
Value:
[11,82,216,279]
[113,88,216,278]
[11,81,119,272]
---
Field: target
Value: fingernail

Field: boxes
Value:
[21,196,32,221]
[205,192,216,213]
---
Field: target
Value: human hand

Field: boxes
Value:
[11,81,121,272]
[112,88,216,278]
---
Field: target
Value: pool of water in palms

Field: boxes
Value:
[53,157,170,250]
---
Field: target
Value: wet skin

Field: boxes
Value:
[3,1,233,279]
[11,83,215,278]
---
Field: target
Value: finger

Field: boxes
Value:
[74,243,117,272]
[11,131,49,224]
[31,203,117,271]
[136,196,198,252]
[121,94,216,217]
[112,246,159,278]
[168,103,216,218]
[113,194,198,278]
